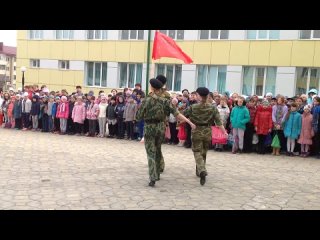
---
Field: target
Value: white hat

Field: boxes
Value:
[176,91,183,96]
[42,87,49,93]
[23,92,28,97]
[17,88,22,91]
[35,93,40,96]
[266,92,273,97]
[16,94,20,97]
[9,87,14,91]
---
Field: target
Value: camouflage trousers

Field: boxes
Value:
[144,122,165,181]
[191,127,211,175]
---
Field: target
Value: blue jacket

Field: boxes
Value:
[284,111,302,139]
[230,105,250,130]
[30,99,40,116]
[312,105,320,133]
[13,100,22,119]
[52,102,58,117]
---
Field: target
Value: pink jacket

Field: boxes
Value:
[86,103,99,120]
[56,102,69,119]
[72,102,86,124]
[298,112,314,145]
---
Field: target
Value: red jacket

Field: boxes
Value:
[254,105,273,135]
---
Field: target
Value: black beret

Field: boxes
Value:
[196,87,209,97]
[150,78,163,89]
[156,75,167,85]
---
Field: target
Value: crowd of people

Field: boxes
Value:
[0,82,320,159]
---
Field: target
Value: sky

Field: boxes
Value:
[0,30,17,46]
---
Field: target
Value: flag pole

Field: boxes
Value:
[145,30,151,94]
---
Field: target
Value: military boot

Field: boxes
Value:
[200,172,207,186]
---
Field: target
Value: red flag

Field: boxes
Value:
[152,31,193,64]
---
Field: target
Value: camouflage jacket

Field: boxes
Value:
[184,102,222,126]
[136,92,179,122]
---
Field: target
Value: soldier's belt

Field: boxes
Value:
[145,119,162,124]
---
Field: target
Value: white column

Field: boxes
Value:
[275,67,296,97]
[181,64,196,91]
[106,62,118,88]
[226,66,242,95]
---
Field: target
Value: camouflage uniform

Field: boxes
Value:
[148,88,171,173]
[136,92,178,182]
[184,102,222,176]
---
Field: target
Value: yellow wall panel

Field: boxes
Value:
[27,41,39,59]
[193,42,211,64]
[101,41,116,60]
[291,41,315,67]
[75,41,89,60]
[249,41,270,66]
[62,71,75,87]
[269,41,292,66]
[115,41,131,62]
[313,41,320,67]
[38,42,51,59]
[63,42,76,60]
[88,42,102,61]
[74,71,84,87]
[50,70,63,86]
[27,69,39,84]
[211,41,230,65]
[17,40,28,59]
[17,30,27,40]
[129,42,146,62]
[50,41,64,60]
[229,41,250,65]
[38,69,50,86]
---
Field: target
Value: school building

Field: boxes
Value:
[16,30,320,96]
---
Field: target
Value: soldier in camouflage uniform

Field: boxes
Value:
[184,87,228,186]
[136,78,196,187]
[156,75,170,173]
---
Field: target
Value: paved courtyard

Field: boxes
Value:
[0,128,320,210]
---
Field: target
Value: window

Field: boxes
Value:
[295,68,320,95]
[55,30,74,39]
[156,64,182,91]
[159,30,184,40]
[199,30,229,40]
[119,63,142,88]
[0,65,5,70]
[120,30,144,40]
[86,30,107,40]
[197,65,227,93]
[29,30,43,39]
[246,30,280,40]
[58,60,70,70]
[299,30,320,39]
[14,75,16,80]
[242,67,277,96]
[30,59,40,68]
[85,62,107,87]
[14,66,16,71]
[6,57,10,62]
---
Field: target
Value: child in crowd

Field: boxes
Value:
[115,95,125,139]
[30,95,40,131]
[57,96,69,135]
[230,96,250,154]
[216,96,230,151]
[13,94,22,130]
[284,103,302,156]
[97,95,108,138]
[86,96,99,137]
[298,105,314,157]
[254,100,273,154]
[123,95,137,140]
[72,96,86,136]
[41,96,49,132]
[106,96,117,138]
[7,96,15,128]
[168,98,179,145]
[47,95,54,132]
[52,96,60,133]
